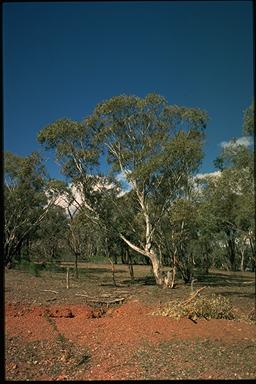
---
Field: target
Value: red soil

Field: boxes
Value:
[5,300,256,380]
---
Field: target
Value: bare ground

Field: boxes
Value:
[4,263,256,380]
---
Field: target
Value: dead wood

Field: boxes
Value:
[241,281,254,285]
[181,286,207,306]
[42,290,58,294]
[66,267,70,289]
[75,293,99,299]
[225,280,254,285]
[75,293,125,304]
[89,297,125,304]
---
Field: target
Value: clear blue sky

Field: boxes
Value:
[3,1,253,180]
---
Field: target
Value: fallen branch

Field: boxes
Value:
[42,290,58,294]
[66,267,70,289]
[181,286,207,306]
[75,293,99,299]
[225,280,254,285]
[241,281,255,285]
[75,293,125,304]
[88,297,125,304]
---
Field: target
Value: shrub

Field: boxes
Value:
[28,262,41,277]
[44,263,65,273]
[15,260,41,277]
[247,308,256,323]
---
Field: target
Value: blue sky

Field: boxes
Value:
[3,1,253,180]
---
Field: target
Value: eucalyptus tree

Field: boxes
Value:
[89,93,208,285]
[37,94,207,285]
[38,118,102,212]
[243,102,254,136]
[154,176,205,284]
[31,204,69,262]
[167,195,200,283]
[208,170,253,271]
[4,152,62,267]
[199,104,254,271]
[38,119,123,270]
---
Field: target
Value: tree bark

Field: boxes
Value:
[126,248,134,281]
[240,248,245,272]
[120,234,163,285]
[228,238,236,271]
[109,257,117,287]
[150,253,163,285]
[66,267,70,289]
[74,252,79,279]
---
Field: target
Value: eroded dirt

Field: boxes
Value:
[5,266,256,380]
[5,300,256,380]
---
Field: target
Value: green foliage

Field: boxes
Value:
[4,152,50,266]
[88,93,208,283]
[37,119,99,180]
[6,95,252,284]
[31,205,69,262]
[44,263,66,273]
[91,94,207,188]
[198,105,254,271]
[243,102,254,136]
[15,260,43,277]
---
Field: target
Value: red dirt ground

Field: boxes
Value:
[5,300,256,380]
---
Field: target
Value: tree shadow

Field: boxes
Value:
[121,275,156,286]
[195,271,255,287]
[81,267,126,274]
[219,291,256,299]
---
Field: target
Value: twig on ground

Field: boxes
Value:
[42,290,58,294]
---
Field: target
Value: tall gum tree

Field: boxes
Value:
[212,105,254,270]
[37,117,122,274]
[88,93,208,285]
[198,103,255,271]
[37,118,117,220]
[4,152,62,266]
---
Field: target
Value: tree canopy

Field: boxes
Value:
[4,95,254,284]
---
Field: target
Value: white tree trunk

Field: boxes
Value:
[240,248,245,272]
[120,234,163,285]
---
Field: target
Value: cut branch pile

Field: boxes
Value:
[181,286,206,306]
[152,288,236,320]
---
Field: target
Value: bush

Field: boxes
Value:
[153,293,235,320]
[44,263,65,273]
[247,308,256,323]
[15,260,42,277]
[29,262,42,277]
